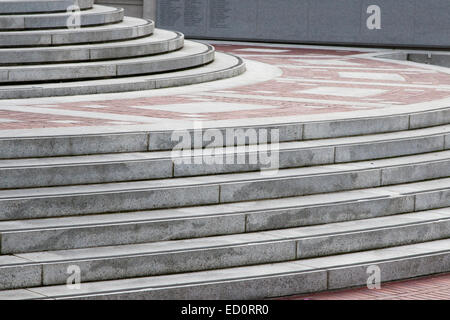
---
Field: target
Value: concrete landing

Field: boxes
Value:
[1,42,450,137]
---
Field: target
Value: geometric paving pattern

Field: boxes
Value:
[1,45,450,130]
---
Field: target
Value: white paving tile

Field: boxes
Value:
[299,86,386,98]
[76,105,109,109]
[130,102,278,114]
[235,48,290,53]
[295,59,362,66]
[50,120,80,124]
[0,119,18,123]
[338,72,405,81]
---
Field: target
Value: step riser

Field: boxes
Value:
[0,21,154,48]
[0,137,450,189]
[0,110,448,159]
[2,217,450,290]
[0,0,94,14]
[0,133,150,159]
[0,48,214,83]
[0,8,124,30]
[2,167,450,221]
[0,35,184,64]
[63,252,450,300]
[0,184,220,221]
[0,195,416,254]
[0,59,245,99]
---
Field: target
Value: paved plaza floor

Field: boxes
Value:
[1,42,450,138]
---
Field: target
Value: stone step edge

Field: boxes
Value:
[0,6,124,31]
[3,239,450,300]
[0,18,154,48]
[0,51,244,100]
[1,106,448,152]
[0,0,94,14]
[0,209,449,290]
[0,31,185,65]
[2,207,449,265]
[0,159,449,222]
[0,142,448,190]
[1,148,449,201]
[0,178,448,246]
[1,125,449,167]
[0,41,214,84]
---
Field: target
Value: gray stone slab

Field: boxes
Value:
[0,214,246,254]
[0,133,149,159]
[149,123,302,151]
[410,108,450,129]
[0,0,93,14]
[303,115,410,139]
[49,18,154,46]
[413,0,450,46]
[415,189,450,211]
[220,169,381,202]
[0,159,173,189]
[0,184,219,220]
[156,0,450,47]
[174,147,334,177]
[0,289,45,300]
[73,270,327,300]
[0,52,245,99]
[246,195,415,232]
[0,261,42,290]
[381,159,450,185]
[359,0,415,45]
[335,135,445,162]
[297,219,450,259]
[26,7,124,29]
[328,252,450,290]
[41,241,296,285]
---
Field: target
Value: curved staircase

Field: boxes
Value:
[0,105,449,299]
[0,0,245,99]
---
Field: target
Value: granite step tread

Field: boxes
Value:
[0,0,94,14]
[0,134,448,189]
[6,207,449,263]
[0,40,214,83]
[0,177,448,253]
[1,124,449,168]
[1,150,449,200]
[3,208,450,290]
[0,106,448,157]
[0,153,448,221]
[0,17,154,47]
[1,236,450,298]
[0,29,184,64]
[0,51,245,99]
[0,5,124,30]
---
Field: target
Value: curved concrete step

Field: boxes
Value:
[3,238,448,299]
[0,5,124,30]
[0,207,449,290]
[0,41,213,83]
[0,51,245,99]
[0,17,154,47]
[0,0,94,14]
[0,150,449,221]
[0,107,448,159]
[0,124,449,188]
[0,177,449,253]
[0,29,184,64]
